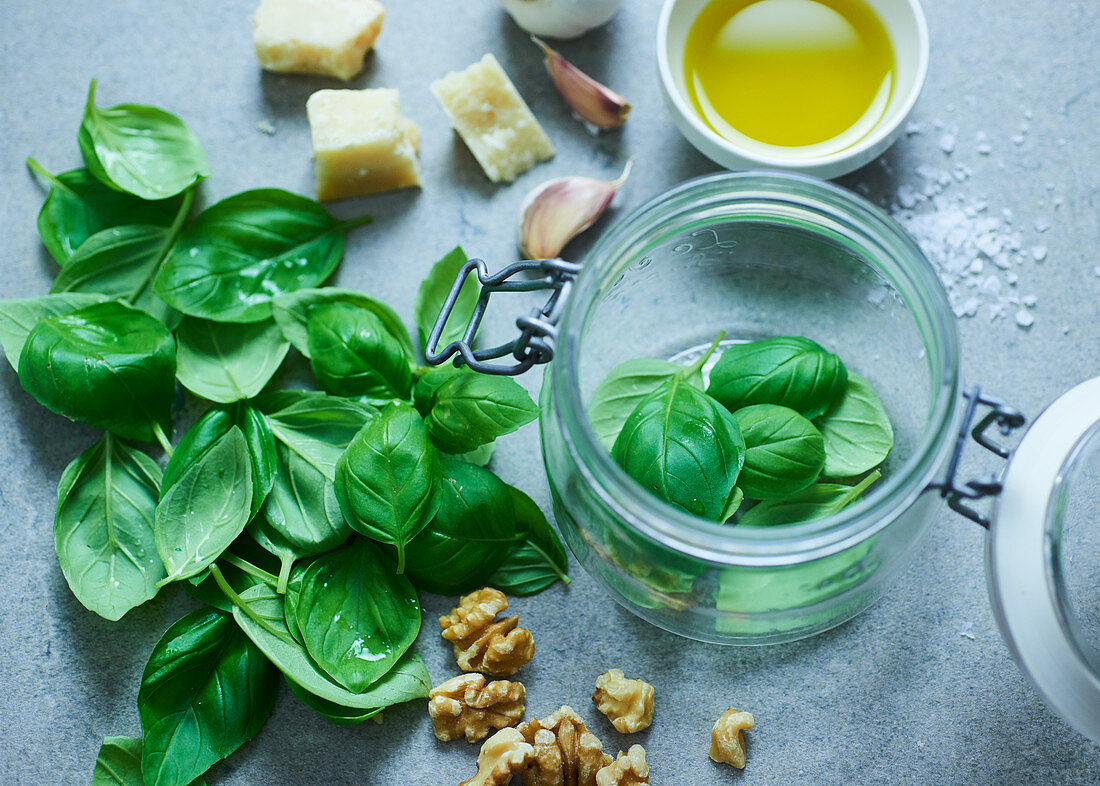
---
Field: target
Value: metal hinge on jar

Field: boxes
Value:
[424,257,580,376]
[927,387,1027,528]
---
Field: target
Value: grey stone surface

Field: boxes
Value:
[1,0,1098,784]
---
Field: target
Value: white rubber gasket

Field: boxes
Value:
[988,376,1100,743]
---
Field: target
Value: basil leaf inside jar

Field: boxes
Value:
[707,336,847,420]
[732,404,825,500]
[814,372,895,477]
[611,375,745,521]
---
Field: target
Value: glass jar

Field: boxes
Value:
[539,171,961,644]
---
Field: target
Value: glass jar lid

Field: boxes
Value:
[988,376,1100,743]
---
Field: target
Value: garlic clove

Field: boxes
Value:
[533,36,632,131]
[518,162,632,260]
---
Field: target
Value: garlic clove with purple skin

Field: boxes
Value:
[518,162,632,260]
[533,37,631,131]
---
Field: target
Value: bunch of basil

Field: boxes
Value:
[4,82,568,786]
[591,335,894,529]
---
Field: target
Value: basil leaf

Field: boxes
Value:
[155,426,253,585]
[50,213,188,325]
[231,583,431,710]
[425,373,538,454]
[489,485,570,596]
[260,392,375,555]
[272,287,413,358]
[54,434,164,621]
[738,470,881,527]
[0,293,108,370]
[707,336,847,420]
[307,303,414,400]
[18,301,176,441]
[335,402,442,572]
[294,539,420,693]
[155,189,369,323]
[815,373,894,477]
[175,317,289,403]
[92,736,208,786]
[138,608,277,786]
[588,358,704,450]
[612,376,745,521]
[414,246,479,355]
[413,365,465,416]
[401,457,517,595]
[184,556,262,614]
[78,80,208,200]
[163,405,276,515]
[732,404,825,500]
[31,165,184,265]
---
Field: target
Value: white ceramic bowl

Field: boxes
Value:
[656,0,930,179]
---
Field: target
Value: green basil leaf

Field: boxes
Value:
[184,556,262,614]
[163,405,276,515]
[707,336,847,420]
[426,374,538,454]
[294,539,420,693]
[401,457,517,595]
[307,302,414,400]
[612,376,745,521]
[335,402,442,572]
[720,486,745,522]
[489,485,570,596]
[175,317,289,403]
[0,293,108,370]
[155,426,253,585]
[231,583,431,711]
[414,246,479,355]
[413,366,465,416]
[92,736,208,786]
[815,373,894,477]
[259,392,375,555]
[138,608,277,786]
[732,404,825,500]
[17,301,175,441]
[78,80,208,200]
[738,470,881,527]
[32,165,184,265]
[271,287,413,358]
[50,222,185,326]
[155,189,369,323]
[54,434,164,621]
[588,358,704,450]
[282,564,307,644]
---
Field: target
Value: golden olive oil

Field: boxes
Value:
[684,0,894,150]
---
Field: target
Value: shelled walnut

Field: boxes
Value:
[596,745,649,786]
[592,669,654,733]
[459,727,535,786]
[428,673,525,743]
[709,709,754,769]
[440,588,534,676]
[518,705,613,786]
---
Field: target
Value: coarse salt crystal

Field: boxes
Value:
[1022,295,1038,307]
[939,133,956,154]
[1035,217,1051,233]
[1031,245,1047,262]
[1015,309,1035,328]
[977,143,992,155]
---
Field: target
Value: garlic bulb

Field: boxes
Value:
[499,0,622,40]
[518,162,632,259]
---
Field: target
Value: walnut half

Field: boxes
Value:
[592,669,654,733]
[518,705,613,786]
[428,673,525,743]
[440,588,534,677]
[709,709,754,769]
[459,727,535,786]
[596,745,649,786]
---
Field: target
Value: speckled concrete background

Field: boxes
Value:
[1,0,1098,783]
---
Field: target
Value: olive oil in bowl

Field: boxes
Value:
[683,0,895,156]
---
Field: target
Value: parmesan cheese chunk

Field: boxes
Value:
[431,54,555,183]
[253,0,385,82]
[306,88,421,200]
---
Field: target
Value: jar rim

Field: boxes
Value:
[549,171,962,565]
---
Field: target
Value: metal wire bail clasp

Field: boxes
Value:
[928,386,1027,528]
[424,257,582,376]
